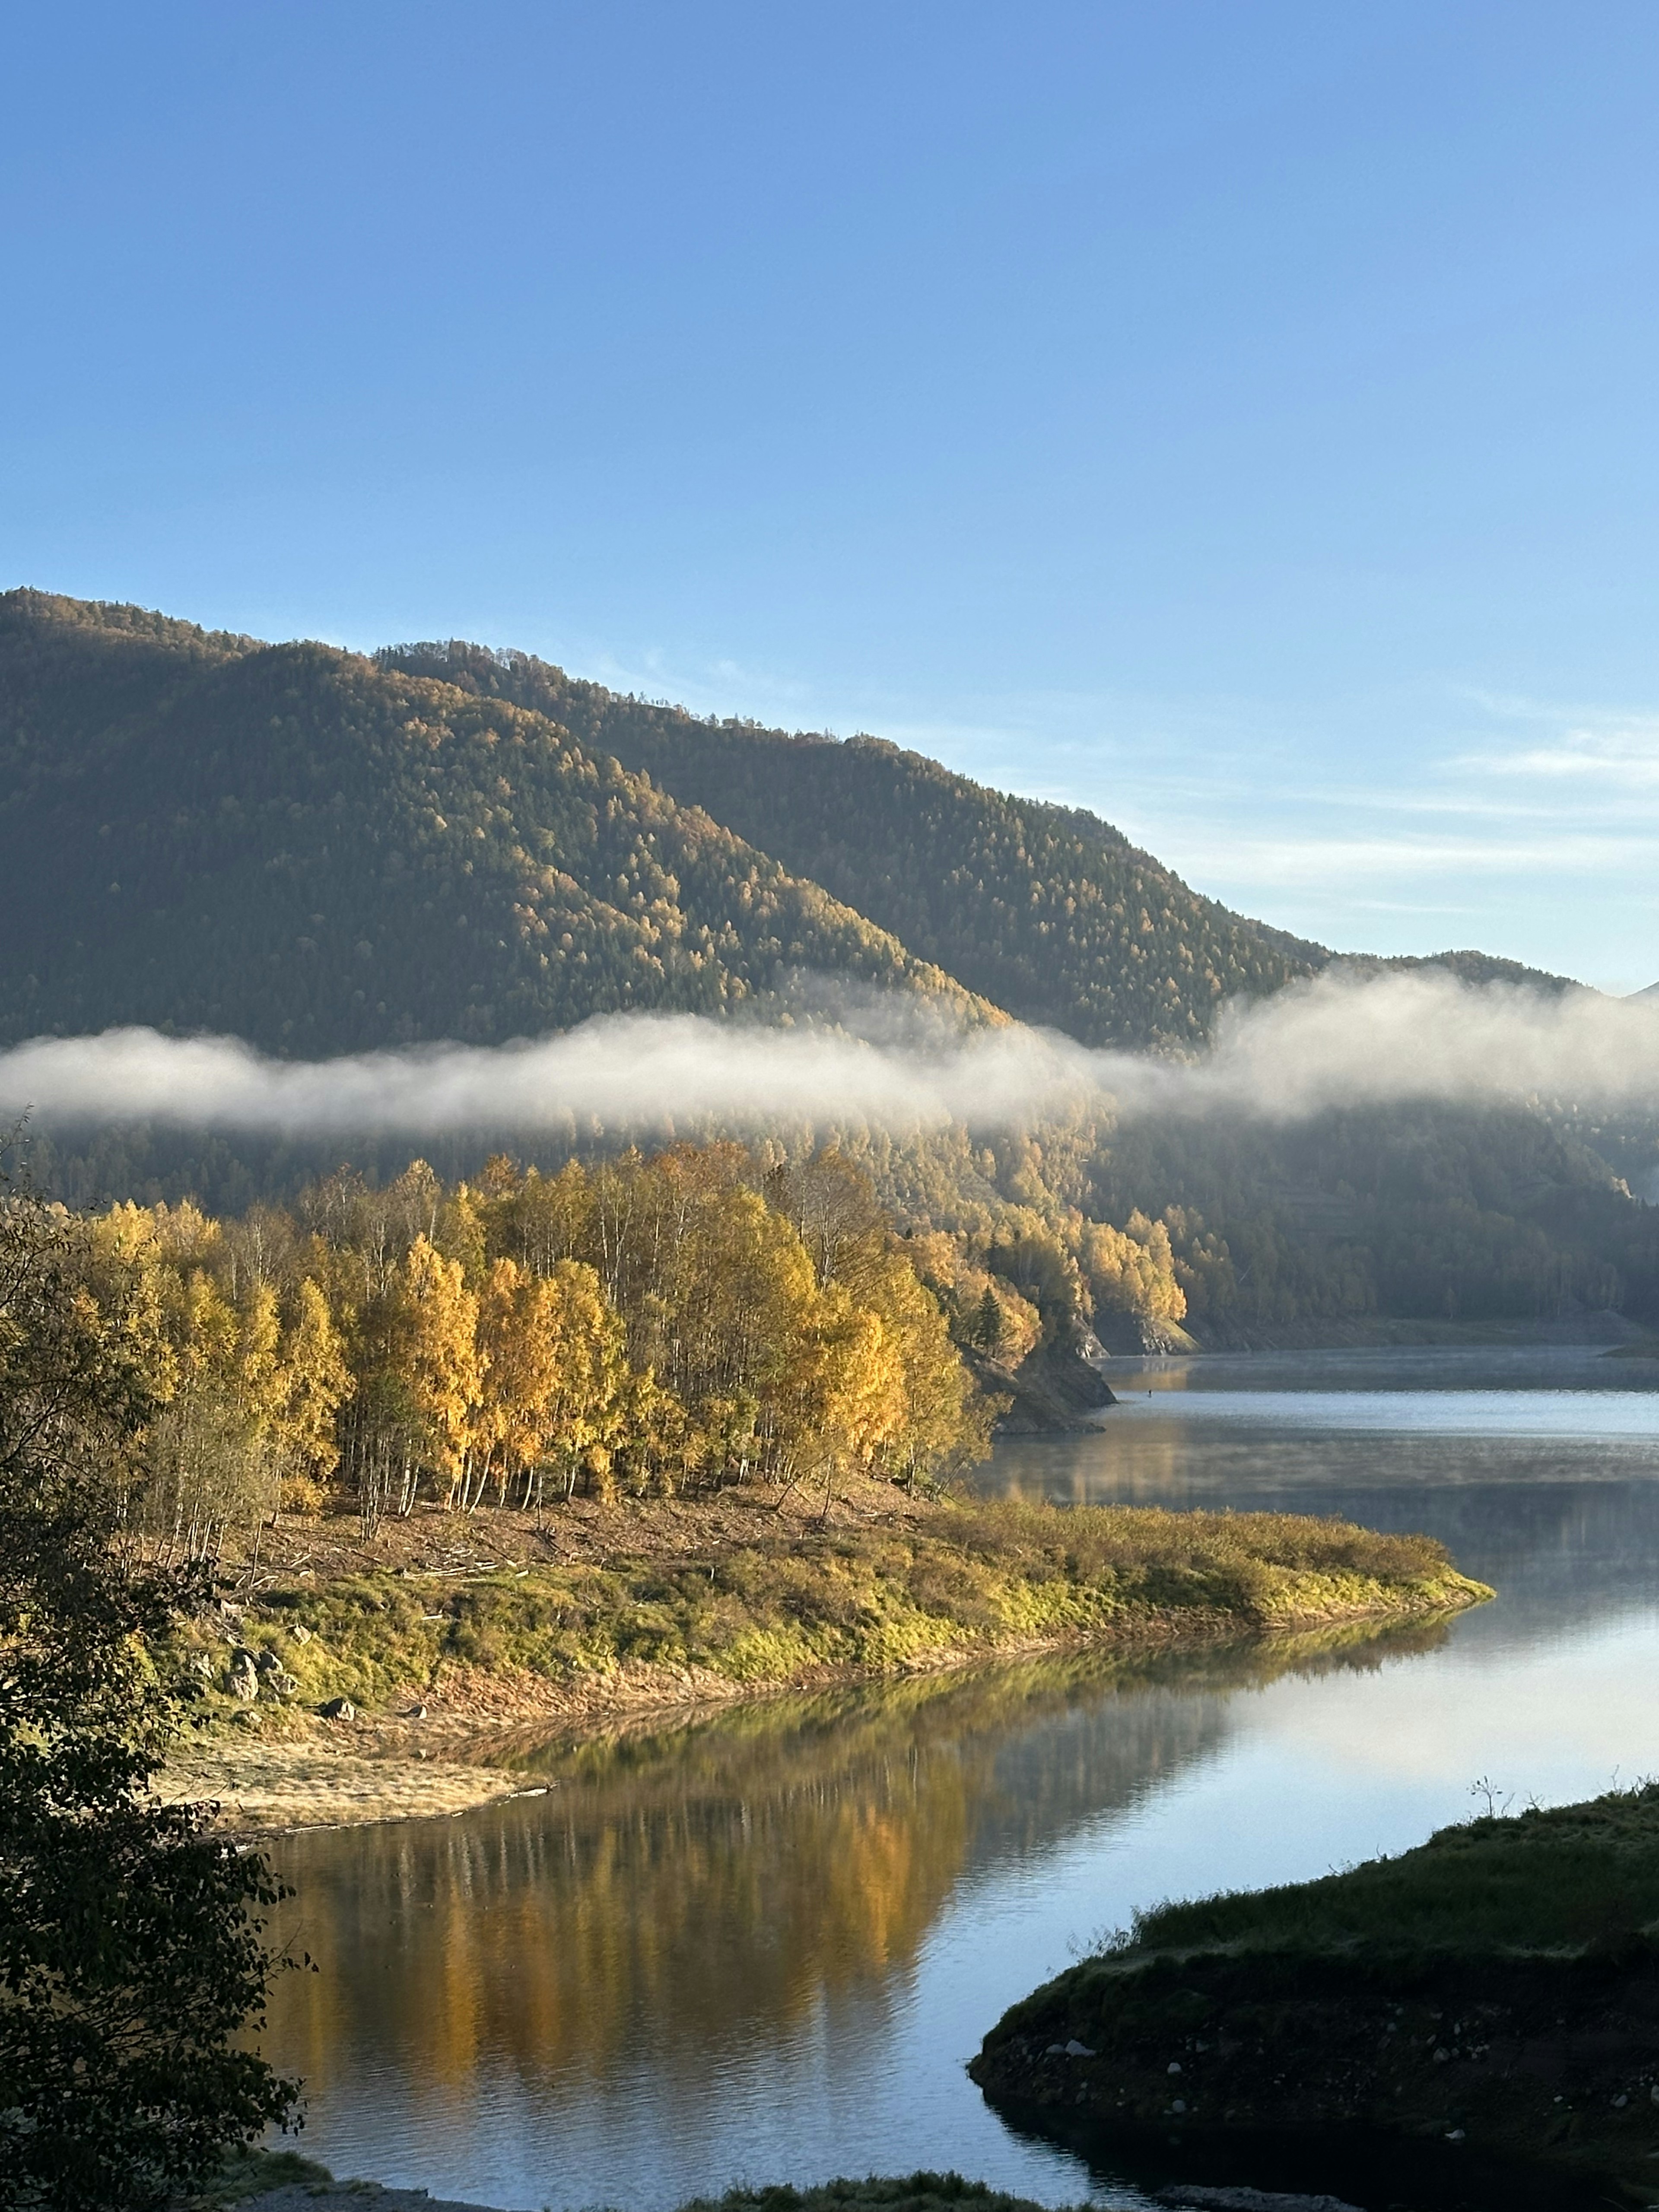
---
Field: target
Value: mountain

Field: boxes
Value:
[377,641,1330,1049]
[0,592,985,1054]
[3,589,1647,1338]
[0,590,1582,1065]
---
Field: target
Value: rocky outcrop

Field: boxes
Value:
[976,1334,1117,1433]
[973,1929,1659,2192]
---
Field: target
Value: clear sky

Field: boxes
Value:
[6,3,1659,990]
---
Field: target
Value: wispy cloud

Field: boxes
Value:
[3,969,1657,1141]
[1448,686,1659,791]
[1462,722,1659,791]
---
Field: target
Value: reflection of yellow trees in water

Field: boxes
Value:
[987,1428,1187,1504]
[262,1624,1457,2098]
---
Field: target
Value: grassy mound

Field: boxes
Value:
[972,1786,1659,2188]
[178,1496,1487,1728]
[1129,1783,1659,1958]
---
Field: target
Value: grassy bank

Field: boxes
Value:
[971,1784,1659,2192]
[221,2153,1080,2212]
[165,1486,1487,1829]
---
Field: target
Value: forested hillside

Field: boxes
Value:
[379,642,1328,1048]
[7,590,1648,1347]
[0,592,985,1054]
[3,594,1576,1064]
[1091,1103,1659,1335]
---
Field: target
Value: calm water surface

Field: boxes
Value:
[263,1346,1659,2210]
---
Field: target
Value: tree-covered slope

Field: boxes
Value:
[378,642,1330,1049]
[0,592,985,1054]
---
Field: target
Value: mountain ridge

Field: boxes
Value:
[378,639,1333,1048]
[0,589,1583,1064]
[0,591,987,1055]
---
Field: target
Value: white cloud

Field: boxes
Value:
[1453,690,1659,792]
[4,968,1659,1140]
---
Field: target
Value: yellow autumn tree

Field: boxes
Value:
[1077,1211,1187,1330]
[401,1235,483,1513]
[538,1260,629,1505]
[270,1278,350,1514]
[141,1269,273,1561]
[477,1257,565,1509]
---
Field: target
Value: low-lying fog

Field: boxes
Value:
[0,969,1656,1139]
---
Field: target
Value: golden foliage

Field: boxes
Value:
[73,1145,1007,1544]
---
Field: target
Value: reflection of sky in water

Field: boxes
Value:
[263,1351,1659,2212]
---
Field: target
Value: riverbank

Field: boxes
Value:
[970,1784,1659,2195]
[162,1484,1487,1831]
[219,2156,1084,2212]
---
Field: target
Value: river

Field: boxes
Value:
[260,1344,1659,2211]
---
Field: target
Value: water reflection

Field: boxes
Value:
[265,1631,1448,2209]
[984,1348,1659,1644]
[261,1351,1659,2212]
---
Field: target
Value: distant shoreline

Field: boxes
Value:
[1120,1310,1656,1356]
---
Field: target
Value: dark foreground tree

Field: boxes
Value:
[0,1187,298,2211]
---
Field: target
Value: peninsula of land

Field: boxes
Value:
[971,1785,1659,2195]
[163,1485,1487,1831]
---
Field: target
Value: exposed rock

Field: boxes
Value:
[289,1623,312,1645]
[977,1332,1118,1434]
[972,1949,1659,2191]
[318,1697,356,1721]
[254,1646,284,1674]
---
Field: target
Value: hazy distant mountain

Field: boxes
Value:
[380,640,1330,1049]
[0,591,1581,1062]
[6,592,1649,1332]
[0,592,984,1054]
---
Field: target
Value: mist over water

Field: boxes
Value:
[2,970,1657,1141]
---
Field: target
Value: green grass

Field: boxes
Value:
[179,1497,1487,1724]
[677,2180,1071,2212]
[215,2161,1074,2212]
[202,2144,337,2203]
[1122,1781,1659,1961]
[974,1786,1659,2183]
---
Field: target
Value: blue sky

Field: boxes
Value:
[5,3,1659,989]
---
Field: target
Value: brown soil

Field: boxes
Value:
[230,1466,927,1584]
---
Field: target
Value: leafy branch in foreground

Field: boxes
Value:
[0,1191,298,2212]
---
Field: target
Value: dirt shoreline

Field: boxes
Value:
[164,1601,1483,1836]
[157,1483,1488,1834]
